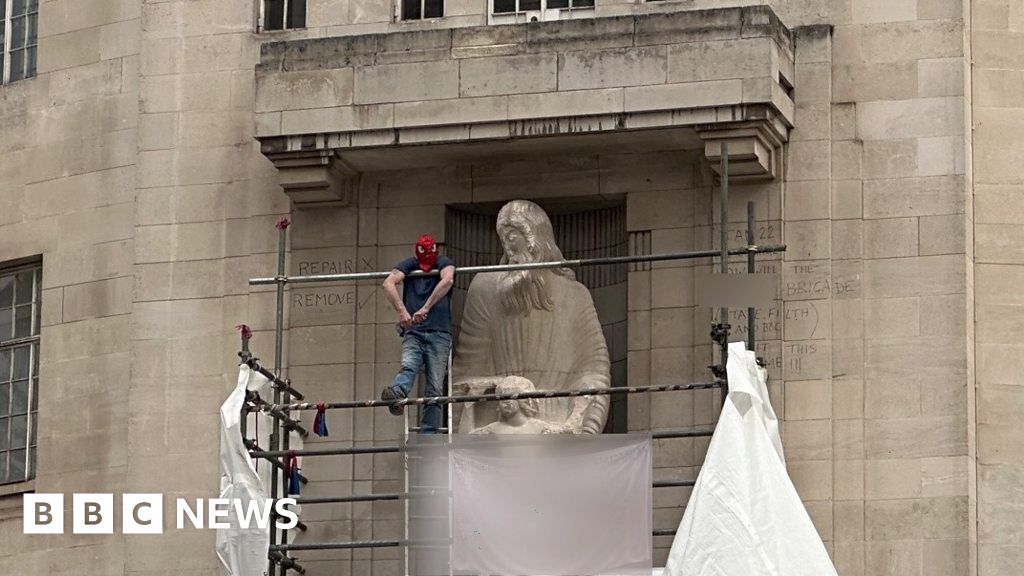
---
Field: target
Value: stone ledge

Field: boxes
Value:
[257,6,794,73]
[254,10,796,133]
[260,103,788,157]
[260,103,789,201]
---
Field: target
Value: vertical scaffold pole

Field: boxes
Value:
[270,217,290,576]
[747,201,756,353]
[447,349,454,576]
[403,405,410,576]
[239,325,253,440]
[719,142,730,394]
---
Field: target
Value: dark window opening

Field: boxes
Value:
[425,0,443,18]
[262,0,305,31]
[493,0,593,13]
[403,0,444,20]
[402,0,421,20]
[3,0,38,84]
[287,0,306,29]
[494,0,516,13]
[0,259,41,485]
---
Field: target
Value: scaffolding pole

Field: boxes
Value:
[716,142,731,394]
[747,200,757,353]
[242,439,311,484]
[244,356,305,400]
[270,218,296,575]
[251,427,715,460]
[268,551,306,574]
[270,522,693,553]
[255,381,724,413]
[248,245,786,286]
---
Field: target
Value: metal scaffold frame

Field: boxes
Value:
[238,146,786,574]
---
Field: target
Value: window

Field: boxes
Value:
[261,0,305,31]
[494,0,593,12]
[2,0,38,84]
[490,0,593,22]
[0,261,40,485]
[401,0,443,20]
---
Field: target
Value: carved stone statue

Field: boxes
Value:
[469,376,570,435]
[454,199,610,435]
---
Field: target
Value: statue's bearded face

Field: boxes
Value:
[497,220,548,316]
[499,222,533,264]
[495,201,572,316]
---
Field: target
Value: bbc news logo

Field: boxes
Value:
[24,494,298,534]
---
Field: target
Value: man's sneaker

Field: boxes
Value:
[381,386,405,416]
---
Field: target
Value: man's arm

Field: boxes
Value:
[382,269,413,328]
[411,265,455,323]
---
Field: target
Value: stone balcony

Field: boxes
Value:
[254,5,796,204]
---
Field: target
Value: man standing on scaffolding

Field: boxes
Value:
[380,234,456,433]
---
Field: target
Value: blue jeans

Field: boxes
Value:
[391,330,452,434]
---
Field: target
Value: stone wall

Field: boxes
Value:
[770,2,973,574]
[971,1,1024,574]
[0,0,140,572]
[0,0,290,574]
[129,0,277,573]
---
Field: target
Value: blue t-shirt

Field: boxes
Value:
[395,256,454,334]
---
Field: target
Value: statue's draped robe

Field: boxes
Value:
[454,272,610,434]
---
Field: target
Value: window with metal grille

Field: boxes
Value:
[401,0,444,20]
[261,0,306,31]
[492,0,593,14]
[0,260,40,485]
[1,0,38,84]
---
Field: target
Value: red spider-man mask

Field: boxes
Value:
[415,234,438,271]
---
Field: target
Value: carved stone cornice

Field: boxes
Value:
[695,119,787,181]
[263,150,356,207]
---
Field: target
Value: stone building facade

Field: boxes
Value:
[0,0,1018,575]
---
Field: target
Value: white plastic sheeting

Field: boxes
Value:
[664,342,837,576]
[448,435,652,576]
[217,365,279,576]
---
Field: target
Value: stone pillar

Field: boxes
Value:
[972,1,1024,574]
[780,24,839,571]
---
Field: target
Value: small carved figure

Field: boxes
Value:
[469,376,571,435]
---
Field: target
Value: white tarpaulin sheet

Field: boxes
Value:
[448,435,652,576]
[664,342,837,576]
[216,365,272,576]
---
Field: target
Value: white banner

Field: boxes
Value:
[448,435,652,576]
